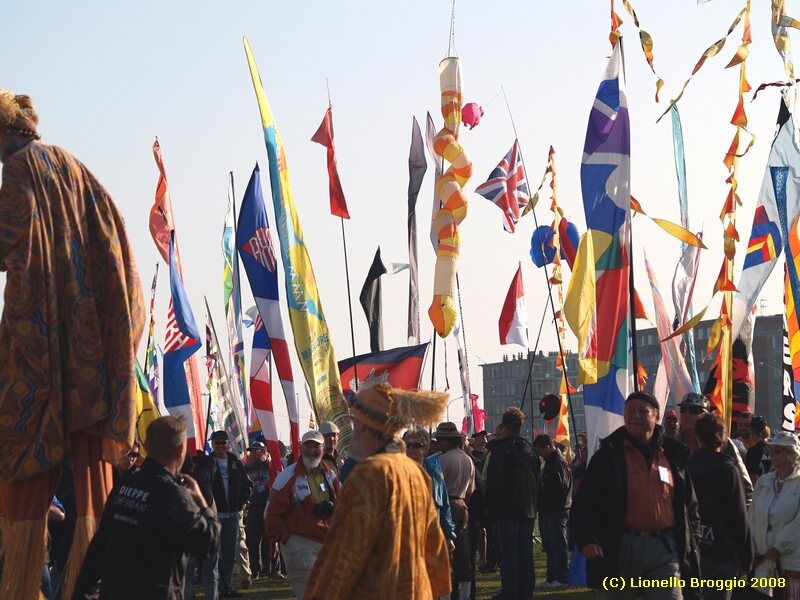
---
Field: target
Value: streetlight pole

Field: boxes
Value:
[446,396,463,423]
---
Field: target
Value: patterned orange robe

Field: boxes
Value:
[0,141,144,483]
[305,450,451,600]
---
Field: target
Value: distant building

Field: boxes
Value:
[480,314,784,440]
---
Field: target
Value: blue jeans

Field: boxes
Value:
[496,518,536,600]
[218,513,240,593]
[185,553,219,600]
[539,509,570,583]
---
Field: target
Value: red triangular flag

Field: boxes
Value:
[499,265,528,347]
[311,107,350,219]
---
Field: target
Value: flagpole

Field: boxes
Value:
[455,274,473,433]
[229,171,250,428]
[619,37,640,393]
[325,94,359,392]
[502,89,578,436]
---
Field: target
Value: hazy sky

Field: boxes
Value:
[1,1,793,438]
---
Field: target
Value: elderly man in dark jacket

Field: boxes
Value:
[485,407,540,600]
[534,434,572,588]
[571,391,701,600]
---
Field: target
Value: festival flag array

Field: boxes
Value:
[162,233,204,453]
[499,265,528,347]
[564,42,631,456]
[144,265,160,404]
[311,106,350,219]
[222,173,250,429]
[149,140,206,452]
[407,116,427,346]
[338,344,429,392]
[248,313,286,470]
[245,39,350,447]
[236,163,300,459]
[732,102,800,338]
[204,298,247,457]
[644,253,694,414]
[475,140,529,233]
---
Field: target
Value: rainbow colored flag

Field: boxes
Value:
[564,42,631,455]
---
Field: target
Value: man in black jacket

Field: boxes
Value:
[195,430,252,598]
[534,434,572,588]
[485,407,540,600]
[687,414,752,599]
[73,416,220,600]
[571,391,701,600]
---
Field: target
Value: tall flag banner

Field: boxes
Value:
[408,116,427,345]
[453,297,473,434]
[671,104,701,391]
[703,312,756,421]
[475,140,529,233]
[144,264,160,404]
[244,40,350,447]
[785,220,800,431]
[249,313,287,470]
[780,312,798,432]
[426,112,445,252]
[644,253,694,414]
[134,360,160,455]
[149,139,206,449]
[236,164,300,457]
[564,42,631,456]
[163,232,204,453]
[499,265,528,347]
[360,247,388,353]
[338,344,429,392]
[222,173,249,428]
[429,56,472,338]
[311,106,350,219]
[204,298,247,458]
[732,101,800,338]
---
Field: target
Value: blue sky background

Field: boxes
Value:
[1,1,793,437]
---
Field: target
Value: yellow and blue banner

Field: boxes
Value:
[243,38,350,446]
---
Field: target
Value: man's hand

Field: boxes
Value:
[181,474,207,509]
[581,543,603,559]
[447,539,456,554]
[765,547,781,561]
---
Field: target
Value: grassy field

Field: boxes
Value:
[195,545,597,599]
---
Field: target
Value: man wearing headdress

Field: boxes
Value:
[305,384,452,600]
[0,89,144,599]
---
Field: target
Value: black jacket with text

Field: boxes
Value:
[72,457,221,600]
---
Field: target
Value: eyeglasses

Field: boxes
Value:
[213,440,228,446]
[679,407,706,415]
[407,442,426,449]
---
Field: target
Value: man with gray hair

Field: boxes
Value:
[265,431,340,599]
[73,416,221,599]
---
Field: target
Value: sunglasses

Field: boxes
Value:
[679,407,706,415]
[407,442,427,450]
[128,451,141,458]
[768,447,785,455]
[213,440,228,446]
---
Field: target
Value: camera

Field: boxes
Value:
[313,501,335,517]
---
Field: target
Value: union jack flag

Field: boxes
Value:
[475,140,529,233]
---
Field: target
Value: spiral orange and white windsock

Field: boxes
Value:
[429,57,472,338]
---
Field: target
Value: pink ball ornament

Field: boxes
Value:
[461,102,484,129]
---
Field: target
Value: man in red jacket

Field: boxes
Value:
[265,431,339,599]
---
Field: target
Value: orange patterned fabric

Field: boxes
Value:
[0,141,145,483]
[305,451,451,599]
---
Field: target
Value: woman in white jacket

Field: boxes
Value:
[748,431,800,599]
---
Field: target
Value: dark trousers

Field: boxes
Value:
[540,509,570,584]
[496,518,536,600]
[245,505,269,574]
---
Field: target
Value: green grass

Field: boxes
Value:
[196,543,597,599]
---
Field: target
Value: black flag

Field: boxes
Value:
[360,247,387,352]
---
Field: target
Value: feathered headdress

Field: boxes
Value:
[0,90,39,138]
[349,383,448,436]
